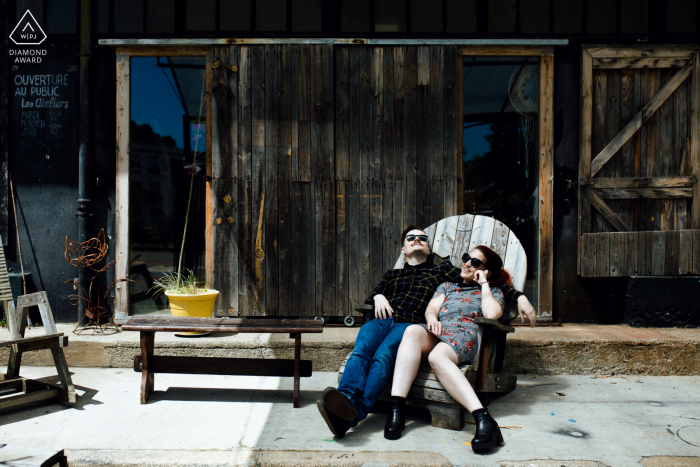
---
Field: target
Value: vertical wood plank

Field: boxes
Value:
[359,180,371,299]
[647,70,661,232]
[637,230,648,276]
[624,231,638,276]
[451,214,474,267]
[291,45,299,181]
[579,50,593,275]
[539,53,554,315]
[349,48,362,181]
[264,46,279,316]
[403,47,418,227]
[609,232,624,277]
[251,45,265,186]
[605,70,621,233]
[674,73,689,230]
[239,46,252,181]
[279,45,292,182]
[238,181,253,315]
[592,69,608,233]
[278,180,293,316]
[336,181,349,315]
[490,220,509,258]
[348,181,361,306]
[320,45,335,181]
[443,46,458,217]
[652,230,666,275]
[251,181,266,315]
[431,46,444,181]
[314,181,323,314]
[664,230,680,275]
[693,230,700,273]
[265,45,279,184]
[658,69,675,231]
[431,181,444,227]
[335,46,350,181]
[310,45,321,181]
[114,53,130,319]
[357,47,371,181]
[635,69,649,230]
[298,45,311,181]
[416,46,431,229]
[264,180,279,315]
[595,233,610,277]
[322,181,336,314]
[581,234,597,277]
[644,230,655,275]
[393,47,405,186]
[370,180,383,294]
[212,179,239,315]
[382,181,394,273]
[619,69,635,230]
[370,47,384,180]
[211,46,237,179]
[691,53,700,228]
[393,180,404,265]
[679,230,693,274]
[383,47,395,181]
[292,182,315,316]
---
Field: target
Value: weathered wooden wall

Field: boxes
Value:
[210,45,459,317]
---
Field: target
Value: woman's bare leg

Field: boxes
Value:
[390,325,440,398]
[428,343,483,413]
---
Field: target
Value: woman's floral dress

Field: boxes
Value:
[419,282,505,365]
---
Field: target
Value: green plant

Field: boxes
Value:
[150,269,206,298]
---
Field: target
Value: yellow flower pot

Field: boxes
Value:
[166,289,219,335]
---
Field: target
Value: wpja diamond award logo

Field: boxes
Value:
[9,10,48,63]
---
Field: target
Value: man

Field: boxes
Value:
[316,226,536,438]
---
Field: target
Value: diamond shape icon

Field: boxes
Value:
[10,10,46,45]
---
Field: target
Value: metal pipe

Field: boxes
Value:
[77,0,92,322]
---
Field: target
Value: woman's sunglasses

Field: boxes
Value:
[462,253,485,269]
[405,234,429,242]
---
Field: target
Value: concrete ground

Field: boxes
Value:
[2,366,700,467]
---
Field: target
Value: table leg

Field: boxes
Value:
[292,332,300,408]
[140,331,155,404]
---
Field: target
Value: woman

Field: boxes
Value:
[384,245,510,451]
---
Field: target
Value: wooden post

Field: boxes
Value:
[579,49,594,275]
[293,332,301,408]
[539,53,554,319]
[140,331,155,404]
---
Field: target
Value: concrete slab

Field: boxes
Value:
[2,323,699,375]
[2,367,699,466]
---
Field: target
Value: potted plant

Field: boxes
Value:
[150,88,218,329]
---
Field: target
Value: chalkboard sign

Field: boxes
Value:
[10,46,79,184]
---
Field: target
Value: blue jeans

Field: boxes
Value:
[337,318,411,427]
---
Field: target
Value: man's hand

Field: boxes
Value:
[373,294,394,320]
[517,295,536,327]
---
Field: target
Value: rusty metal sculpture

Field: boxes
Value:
[65,229,131,335]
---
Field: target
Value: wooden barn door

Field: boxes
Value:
[579,47,700,277]
[207,45,459,317]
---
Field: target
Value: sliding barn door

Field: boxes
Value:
[578,48,700,277]
[209,45,459,317]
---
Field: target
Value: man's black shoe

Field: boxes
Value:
[317,398,350,438]
[321,387,358,421]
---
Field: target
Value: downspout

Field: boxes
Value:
[76,0,91,322]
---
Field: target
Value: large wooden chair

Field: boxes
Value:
[339,214,527,430]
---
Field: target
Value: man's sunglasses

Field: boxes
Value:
[405,234,429,243]
[462,253,485,269]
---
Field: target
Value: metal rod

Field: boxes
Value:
[77,0,92,322]
[9,175,26,295]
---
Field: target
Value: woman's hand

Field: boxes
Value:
[373,294,394,319]
[427,321,443,335]
[474,270,490,285]
[517,295,537,327]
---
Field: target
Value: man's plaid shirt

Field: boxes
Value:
[365,260,523,324]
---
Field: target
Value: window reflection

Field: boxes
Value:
[462,56,540,310]
[129,56,207,315]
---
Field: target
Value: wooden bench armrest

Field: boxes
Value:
[354,305,373,312]
[473,318,515,333]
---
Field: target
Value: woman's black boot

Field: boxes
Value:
[470,408,503,452]
[384,396,406,440]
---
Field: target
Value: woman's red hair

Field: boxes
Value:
[472,245,513,288]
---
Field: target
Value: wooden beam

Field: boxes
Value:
[458,46,553,56]
[539,53,554,319]
[588,176,697,188]
[592,187,694,199]
[114,53,130,322]
[115,46,208,56]
[590,190,631,232]
[579,49,594,274]
[590,62,693,178]
[592,58,691,69]
[692,53,700,228]
[586,48,698,59]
